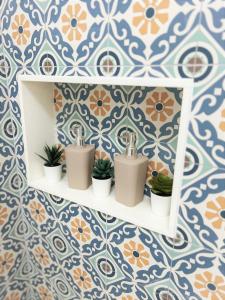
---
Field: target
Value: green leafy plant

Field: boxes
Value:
[149,173,173,196]
[92,159,114,180]
[37,144,64,167]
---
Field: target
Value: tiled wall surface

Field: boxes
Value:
[0,1,225,299]
[55,83,182,194]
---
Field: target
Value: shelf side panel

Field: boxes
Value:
[20,81,55,182]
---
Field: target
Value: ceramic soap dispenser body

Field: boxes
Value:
[65,125,95,190]
[114,132,148,206]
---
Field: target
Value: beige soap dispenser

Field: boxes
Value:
[114,132,148,206]
[65,125,95,190]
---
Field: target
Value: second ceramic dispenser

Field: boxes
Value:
[114,132,148,206]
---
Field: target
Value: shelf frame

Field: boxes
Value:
[19,74,193,237]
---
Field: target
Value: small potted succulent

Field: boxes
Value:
[149,173,173,217]
[92,159,114,197]
[37,144,63,183]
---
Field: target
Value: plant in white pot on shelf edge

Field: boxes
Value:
[37,144,64,183]
[149,173,173,217]
[92,159,114,197]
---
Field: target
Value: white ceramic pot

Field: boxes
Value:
[43,165,62,183]
[150,192,171,217]
[92,177,112,198]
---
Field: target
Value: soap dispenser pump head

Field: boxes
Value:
[72,124,85,146]
[122,131,137,158]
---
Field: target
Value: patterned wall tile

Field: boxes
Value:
[55,82,180,198]
[178,169,225,283]
[127,86,182,143]
[188,268,225,300]
[56,83,128,144]
[0,99,16,157]
[64,207,107,299]
[24,188,59,227]
[0,40,8,92]
[0,156,22,202]
[29,240,55,279]
[180,188,225,254]
[104,219,173,299]
[1,0,47,70]
[1,208,25,253]
[24,215,83,299]
[181,161,225,206]
[107,0,201,67]
[1,0,225,299]
[24,187,108,299]
[2,289,28,300]
[2,64,27,186]
[0,241,28,298]
[169,246,224,300]
[32,283,55,300]
[143,277,181,300]
[43,0,109,69]
[52,271,81,299]
[190,71,225,173]
[64,65,107,77]
[200,1,225,63]
[93,85,128,135]
[183,133,217,175]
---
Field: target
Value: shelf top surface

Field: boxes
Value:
[18,74,193,88]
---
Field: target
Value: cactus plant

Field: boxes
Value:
[37,144,64,167]
[92,159,114,180]
[149,173,173,196]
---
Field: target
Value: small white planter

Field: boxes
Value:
[92,177,112,198]
[151,192,171,217]
[43,165,62,183]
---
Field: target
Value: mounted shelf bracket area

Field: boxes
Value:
[19,75,193,238]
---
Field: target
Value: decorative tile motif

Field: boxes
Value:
[8,212,35,244]
[200,1,225,60]
[46,0,108,67]
[1,0,225,299]
[161,35,225,99]
[55,83,181,187]
[193,270,225,299]
[0,242,28,297]
[32,40,66,76]
[1,0,46,69]
[108,0,202,67]
[34,285,54,300]
[127,86,182,143]
[89,249,126,285]
[0,100,18,157]
[14,255,40,281]
[169,248,224,300]
[0,157,26,197]
[51,271,80,300]
[144,278,185,300]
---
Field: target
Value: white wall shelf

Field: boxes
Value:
[19,74,193,238]
[30,176,170,236]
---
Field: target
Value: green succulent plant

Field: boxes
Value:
[149,173,173,196]
[92,159,114,180]
[37,144,64,167]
